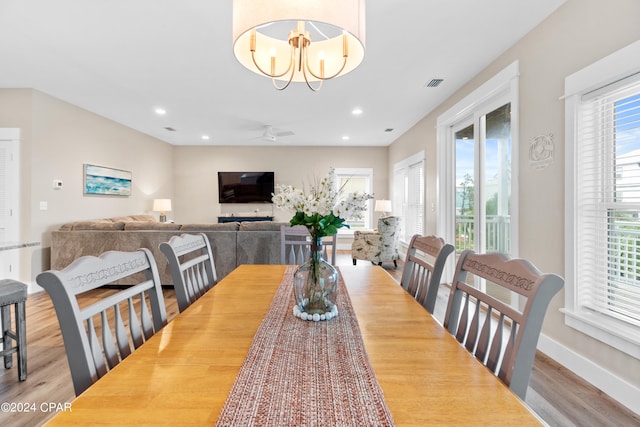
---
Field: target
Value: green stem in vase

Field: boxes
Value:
[306,237,325,312]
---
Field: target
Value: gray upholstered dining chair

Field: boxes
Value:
[160,233,218,313]
[280,225,337,265]
[443,250,564,400]
[36,249,167,396]
[399,235,454,314]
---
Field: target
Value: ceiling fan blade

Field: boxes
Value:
[246,125,294,142]
[274,130,294,137]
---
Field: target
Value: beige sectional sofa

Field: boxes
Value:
[51,215,288,284]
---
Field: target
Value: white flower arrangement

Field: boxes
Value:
[272,167,373,237]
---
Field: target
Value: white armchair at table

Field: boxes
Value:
[351,216,401,267]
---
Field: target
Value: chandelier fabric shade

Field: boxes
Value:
[232,0,366,91]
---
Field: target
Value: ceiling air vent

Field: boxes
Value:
[424,79,444,88]
[164,127,176,132]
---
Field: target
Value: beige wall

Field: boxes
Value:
[0,89,174,284]
[389,0,640,396]
[0,88,388,284]
[3,0,638,406]
[172,145,389,223]
[0,90,35,285]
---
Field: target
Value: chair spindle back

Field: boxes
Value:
[36,249,167,396]
[443,250,563,399]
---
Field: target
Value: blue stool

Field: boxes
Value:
[0,279,27,381]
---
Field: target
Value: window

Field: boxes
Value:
[393,152,424,243]
[454,102,512,256]
[333,168,373,232]
[437,61,519,263]
[437,62,519,307]
[564,40,640,357]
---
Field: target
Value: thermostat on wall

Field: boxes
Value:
[53,179,63,189]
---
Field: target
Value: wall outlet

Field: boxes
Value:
[40,201,48,210]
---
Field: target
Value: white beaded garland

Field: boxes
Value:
[292,304,338,322]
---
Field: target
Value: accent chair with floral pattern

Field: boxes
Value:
[351,216,401,267]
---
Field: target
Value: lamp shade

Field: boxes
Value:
[232,0,366,83]
[152,199,172,213]
[374,200,392,213]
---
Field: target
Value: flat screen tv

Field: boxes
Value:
[218,171,275,203]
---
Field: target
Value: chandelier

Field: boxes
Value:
[232,0,366,92]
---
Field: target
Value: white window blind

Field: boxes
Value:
[393,166,407,239]
[393,153,425,243]
[407,161,424,237]
[575,80,640,327]
[337,175,367,230]
[334,168,372,231]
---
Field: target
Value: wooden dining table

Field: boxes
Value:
[44,264,543,426]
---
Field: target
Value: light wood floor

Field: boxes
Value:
[1,254,639,427]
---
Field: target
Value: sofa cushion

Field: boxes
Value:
[58,222,75,231]
[72,221,126,231]
[239,221,289,231]
[127,214,156,222]
[181,223,240,231]
[59,220,106,231]
[124,222,181,231]
[110,215,155,223]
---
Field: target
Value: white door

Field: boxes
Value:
[0,129,20,279]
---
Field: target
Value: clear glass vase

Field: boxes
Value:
[293,237,338,321]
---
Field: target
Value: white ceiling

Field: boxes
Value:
[0,0,566,147]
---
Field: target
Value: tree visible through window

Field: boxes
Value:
[454,103,512,256]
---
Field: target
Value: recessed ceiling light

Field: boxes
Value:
[155,108,167,115]
[342,135,350,140]
[351,108,363,115]
[201,135,210,140]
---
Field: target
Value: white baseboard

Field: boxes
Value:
[538,334,640,416]
[28,281,44,294]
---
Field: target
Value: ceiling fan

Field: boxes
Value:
[253,125,294,142]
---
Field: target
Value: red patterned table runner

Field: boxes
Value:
[216,266,395,426]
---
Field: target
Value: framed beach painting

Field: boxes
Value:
[83,164,132,196]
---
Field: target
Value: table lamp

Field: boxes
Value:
[374,200,392,217]
[153,199,172,223]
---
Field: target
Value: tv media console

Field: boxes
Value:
[217,216,274,223]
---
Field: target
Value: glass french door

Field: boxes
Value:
[454,102,513,304]
[454,102,512,257]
